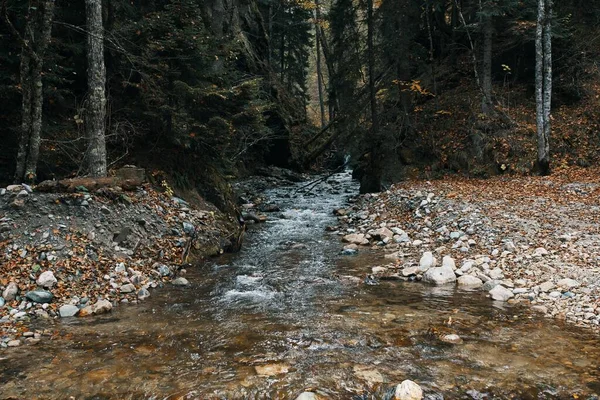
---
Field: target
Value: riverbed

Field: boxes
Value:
[1,171,599,399]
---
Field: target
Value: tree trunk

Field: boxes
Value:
[535,0,552,175]
[85,0,108,177]
[11,0,55,183]
[315,0,326,128]
[360,0,382,194]
[481,10,493,115]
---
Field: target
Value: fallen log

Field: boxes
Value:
[36,167,145,193]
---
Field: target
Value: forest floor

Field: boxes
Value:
[335,166,600,332]
[0,179,241,348]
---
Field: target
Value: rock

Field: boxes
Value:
[394,380,423,400]
[442,256,456,270]
[25,290,53,303]
[539,281,555,292]
[3,282,19,301]
[440,334,463,344]
[7,340,21,347]
[419,252,437,272]
[557,278,580,289]
[482,280,502,291]
[182,222,195,234]
[171,277,190,286]
[488,268,504,280]
[343,233,369,245]
[489,285,514,301]
[534,247,549,256]
[79,305,93,317]
[423,266,456,285]
[372,266,387,274]
[92,299,113,314]
[353,365,384,385]
[402,266,419,277]
[457,275,483,288]
[59,304,79,318]
[137,288,150,300]
[504,241,516,252]
[156,264,171,276]
[255,364,289,376]
[6,184,22,192]
[344,244,359,251]
[37,270,58,288]
[0,297,4,308]
[384,251,403,260]
[372,227,394,240]
[449,231,461,240]
[119,283,136,293]
[342,249,358,256]
[334,208,347,216]
[295,392,319,400]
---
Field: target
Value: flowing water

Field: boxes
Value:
[1,171,600,399]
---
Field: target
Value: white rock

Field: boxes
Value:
[534,247,549,256]
[489,285,514,301]
[59,304,79,318]
[343,233,369,245]
[457,275,483,288]
[488,268,504,280]
[440,334,463,344]
[423,266,456,285]
[419,252,437,272]
[36,271,57,288]
[539,281,554,292]
[92,299,113,314]
[171,277,190,286]
[372,266,387,274]
[441,256,456,270]
[402,266,419,277]
[2,282,19,301]
[295,393,319,400]
[394,380,423,400]
[557,278,580,289]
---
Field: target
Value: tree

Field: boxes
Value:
[4,0,55,182]
[536,0,552,175]
[84,0,107,177]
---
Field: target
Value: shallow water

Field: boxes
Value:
[1,171,599,399]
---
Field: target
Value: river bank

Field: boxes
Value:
[333,166,600,332]
[0,174,241,348]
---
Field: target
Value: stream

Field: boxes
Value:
[1,171,599,399]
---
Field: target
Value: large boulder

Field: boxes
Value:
[26,290,54,303]
[419,252,437,272]
[423,266,456,285]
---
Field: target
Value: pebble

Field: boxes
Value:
[171,277,190,286]
[7,340,21,347]
[295,393,319,400]
[394,380,423,400]
[37,270,58,288]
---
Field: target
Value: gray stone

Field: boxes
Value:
[137,288,150,300]
[25,290,53,303]
[183,222,195,234]
[119,283,136,293]
[488,268,504,280]
[457,275,483,288]
[482,279,502,291]
[36,270,57,288]
[539,281,554,292]
[7,340,21,347]
[442,255,456,270]
[372,227,393,240]
[157,264,171,276]
[343,233,369,245]
[59,304,79,317]
[402,266,419,277]
[171,277,190,286]
[489,285,514,301]
[423,266,456,285]
[0,297,4,307]
[91,299,112,314]
[2,282,19,301]
[394,380,423,400]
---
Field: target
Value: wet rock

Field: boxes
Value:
[7,340,21,347]
[79,305,93,317]
[440,334,463,344]
[171,277,190,286]
[137,288,150,300]
[353,365,384,385]
[489,285,514,301]
[482,280,502,291]
[3,282,19,301]
[59,304,79,318]
[343,233,369,245]
[342,248,358,256]
[92,299,113,314]
[457,275,483,288]
[295,392,319,400]
[25,290,53,303]
[255,363,289,376]
[37,270,57,288]
[334,208,347,216]
[419,252,437,272]
[402,266,419,277]
[394,380,423,400]
[423,265,456,285]
[156,264,171,276]
[0,297,4,308]
[372,227,394,241]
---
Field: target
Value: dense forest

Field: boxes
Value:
[2,0,600,199]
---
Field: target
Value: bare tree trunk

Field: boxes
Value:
[7,0,55,182]
[360,0,382,194]
[536,0,552,175]
[481,10,493,115]
[315,0,326,128]
[85,0,108,177]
